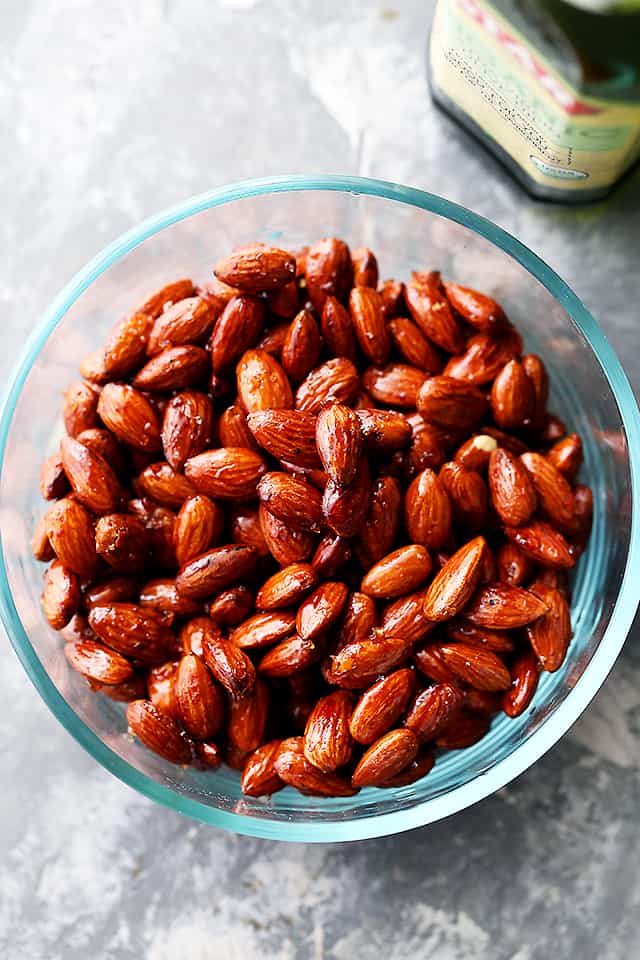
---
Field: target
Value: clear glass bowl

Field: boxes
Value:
[1,175,638,842]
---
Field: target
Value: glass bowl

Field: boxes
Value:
[1,175,638,842]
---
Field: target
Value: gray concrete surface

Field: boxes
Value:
[1,1,639,958]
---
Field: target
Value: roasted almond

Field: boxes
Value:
[210,295,264,372]
[423,536,486,622]
[336,592,379,650]
[63,380,99,438]
[241,740,285,797]
[389,316,443,373]
[434,710,490,750]
[404,682,464,742]
[83,575,140,609]
[322,460,371,538]
[201,630,256,699]
[464,582,549,628]
[295,358,360,413]
[246,409,319,469]
[230,611,296,650]
[185,447,266,501]
[521,354,548,431]
[97,382,162,452]
[496,541,533,586]
[257,471,323,533]
[161,390,213,471]
[488,447,537,526]
[95,513,149,572]
[281,309,322,382]
[76,428,127,476]
[138,279,196,320]
[179,616,221,658]
[89,603,176,663]
[379,278,405,320]
[60,435,124,515]
[274,737,357,796]
[362,363,426,408]
[219,404,259,451]
[214,244,296,294]
[132,345,208,392]
[404,468,452,550]
[174,653,224,740]
[255,562,318,610]
[358,475,402,566]
[349,286,390,365]
[436,643,511,691]
[355,409,411,455]
[42,560,81,629]
[258,634,322,677]
[304,690,353,771]
[417,376,488,432]
[413,642,459,684]
[352,728,419,788]
[526,582,572,672]
[207,585,254,626]
[541,413,566,444]
[381,588,434,644]
[361,544,431,599]
[267,280,299,319]
[102,311,154,377]
[328,632,413,687]
[39,453,70,501]
[321,295,357,362]
[32,514,55,562]
[236,349,293,412]
[147,296,216,356]
[352,247,379,288]
[315,401,362,486]
[379,750,435,787]
[228,676,269,752]
[136,461,197,508]
[349,669,416,745]
[174,495,224,567]
[127,498,177,569]
[176,544,257,600]
[229,505,269,558]
[138,579,203,618]
[453,434,497,473]
[504,520,576,570]
[503,650,539,717]
[520,451,576,535]
[405,272,465,354]
[439,462,488,534]
[297,581,349,641]
[259,503,316,566]
[45,497,98,577]
[126,699,191,765]
[304,237,353,313]
[443,332,517,385]
[490,359,534,430]
[548,432,583,480]
[443,282,506,333]
[193,741,223,770]
[311,532,352,579]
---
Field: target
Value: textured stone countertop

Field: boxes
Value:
[1,2,639,958]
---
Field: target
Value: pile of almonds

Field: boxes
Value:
[33,238,592,798]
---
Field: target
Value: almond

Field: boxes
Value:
[128,498,177,569]
[297,581,349,641]
[295,358,360,412]
[79,348,108,384]
[349,669,416,745]
[146,296,216,356]
[281,309,322,381]
[417,376,488,432]
[179,616,221,658]
[227,676,269,752]
[32,514,55,562]
[439,462,488,534]
[572,483,593,553]
[175,544,257,600]
[230,611,296,650]
[311,533,352,579]
[255,562,318,610]
[349,286,390,365]
[436,643,511,691]
[45,497,98,577]
[352,247,379,288]
[199,276,243,314]
[435,710,490,749]
[201,630,256,699]
[267,280,300,319]
[321,295,357,362]
[39,453,70,500]
[379,750,435,787]
[194,742,223,770]
[89,602,176,663]
[42,561,80,629]
[214,244,296,294]
[488,447,537,526]
[352,728,419,788]
[136,461,197,508]
[257,471,323,532]
[381,588,435,644]
[83,575,141,609]
[185,447,266,501]
[304,237,353,313]
[358,475,402,566]
[526,582,572,672]
[161,390,213,471]
[521,354,548,431]
[404,682,464,742]
[228,505,268,558]
[336,592,378,650]
[76,428,127,476]
[138,279,196,320]
[496,541,533,586]
[464,582,549,628]
[405,271,465,354]
[379,278,405,320]
[489,359,534,430]
[97,383,162,452]
[174,653,224,740]
[328,632,413,687]
[443,332,517,385]
[443,282,506,333]
[274,737,357,796]
[174,495,224,566]
[422,536,486,622]
[132,345,208,392]
[389,316,443,373]
[138,579,203,618]
[62,380,99,437]
[210,295,264,372]
[503,650,539,717]
[481,426,529,456]
[126,699,191,765]
[60,435,124,515]
[355,409,411,455]
[315,401,362,487]
[304,690,353,771]
[362,363,426,408]
[259,503,315,566]
[236,348,293,412]
[541,413,566,444]
[241,740,285,797]
[102,311,154,376]
[322,460,371,538]
[95,513,149,572]
[404,468,452,550]
[207,585,254,626]
[548,432,583,481]
[219,404,259,450]
[520,452,576,534]
[453,434,497,472]
[360,544,431,600]
[413,642,459,684]
[246,409,319,469]
[258,634,322,677]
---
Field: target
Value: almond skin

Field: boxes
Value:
[351,728,419,788]
[257,471,323,533]
[267,280,299,319]
[322,460,371,538]
[521,354,549,430]
[311,533,352,580]
[404,682,464,742]
[136,462,197,509]
[214,245,296,294]
[128,498,177,570]
[349,286,390,365]
[274,737,357,797]
[255,562,318,610]
[258,634,322,677]
[435,710,490,750]
[496,541,533,586]
[352,246,379,288]
[95,513,149,572]
[381,588,435,644]
[388,317,443,373]
[228,677,269,752]
[230,611,296,650]
[139,660,180,714]
[439,462,488,535]
[241,740,285,797]
[259,504,316,566]
[379,278,405,319]
[83,575,141,609]
[490,359,534,430]
[379,750,435,787]
[358,475,402,566]
[88,603,177,663]
[147,295,216,355]
[246,409,320,469]
[463,582,549,628]
[304,690,353,771]
[132,345,209,392]
[488,448,537,526]
[413,642,459,684]
[444,332,517,386]
[102,311,154,376]
[504,521,576,569]
[526,583,572,672]
[328,632,414,687]
[42,561,81,629]
[304,237,353,313]
[361,544,432,599]
[321,295,357,362]
[97,383,162,452]
[76,428,127,477]
[520,452,577,534]
[138,579,203,619]
[435,643,511,691]
[138,278,196,320]
[174,653,224,740]
[443,282,506,333]
[454,434,498,473]
[185,447,267,501]
[503,650,539,717]
[62,380,99,437]
[315,402,362,487]
[405,272,465,354]
[356,409,412,455]
[210,295,265,372]
[174,495,224,567]
[336,592,379,650]
[417,376,488,432]
[175,544,257,600]
[230,506,270,558]
[281,309,322,382]
[362,364,426,408]
[161,390,213,471]
[201,630,256,699]
[219,404,259,451]
[126,699,191,765]
[207,585,254,627]
[349,669,416,745]
[236,348,293,412]
[548,432,583,480]
[295,358,360,413]
[39,453,70,500]
[60,436,124,515]
[45,497,98,577]
[423,536,486,622]
[404,468,452,551]
[32,514,55,562]
[296,581,349,641]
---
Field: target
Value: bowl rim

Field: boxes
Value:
[1,173,639,842]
